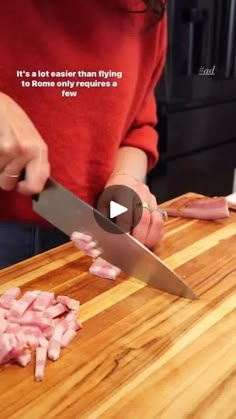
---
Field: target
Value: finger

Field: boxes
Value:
[17,153,50,195]
[144,194,164,248]
[0,158,26,191]
[132,208,151,245]
[0,137,17,172]
[145,210,164,249]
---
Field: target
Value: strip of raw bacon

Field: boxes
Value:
[8,333,18,348]
[2,345,25,364]
[61,329,77,348]
[48,324,64,361]
[0,318,8,334]
[35,347,47,381]
[32,291,55,311]
[23,329,39,350]
[0,288,21,309]
[9,291,38,317]
[38,335,49,348]
[0,308,7,318]
[6,323,20,334]
[43,326,55,340]
[8,311,54,330]
[44,303,68,319]
[61,311,81,331]
[15,328,29,347]
[89,257,121,280]
[17,352,31,367]
[0,334,12,364]
[28,326,48,348]
[0,310,8,333]
[163,196,229,220]
[22,325,49,348]
[57,296,79,312]
[4,335,26,363]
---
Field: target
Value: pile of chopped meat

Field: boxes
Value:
[0,288,81,381]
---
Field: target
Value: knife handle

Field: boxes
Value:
[19,169,39,201]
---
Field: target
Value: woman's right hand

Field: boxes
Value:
[0,93,50,195]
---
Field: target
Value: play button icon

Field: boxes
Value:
[93,184,143,234]
[110,201,128,219]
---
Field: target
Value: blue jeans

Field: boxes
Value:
[0,222,69,269]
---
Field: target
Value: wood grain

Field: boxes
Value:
[0,193,235,419]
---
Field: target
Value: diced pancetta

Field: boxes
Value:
[48,324,64,361]
[8,312,54,330]
[35,347,47,381]
[9,291,38,317]
[17,352,31,367]
[0,288,21,309]
[0,308,8,318]
[61,311,81,331]
[32,291,55,311]
[0,318,8,334]
[61,329,77,348]
[0,288,81,381]
[56,296,80,312]
[71,232,101,258]
[89,257,121,280]
[44,303,68,319]
[71,232,121,279]
[0,334,12,363]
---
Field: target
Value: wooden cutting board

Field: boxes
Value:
[0,193,235,419]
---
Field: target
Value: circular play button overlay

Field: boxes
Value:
[93,185,143,234]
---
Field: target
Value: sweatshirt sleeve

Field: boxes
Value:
[122,13,167,171]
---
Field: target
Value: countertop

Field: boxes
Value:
[0,193,235,419]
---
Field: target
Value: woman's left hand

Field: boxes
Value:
[103,173,164,249]
[71,174,165,281]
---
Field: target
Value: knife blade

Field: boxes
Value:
[33,178,197,299]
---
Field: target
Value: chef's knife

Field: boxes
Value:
[32,178,197,299]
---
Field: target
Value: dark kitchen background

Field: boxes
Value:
[148,0,236,203]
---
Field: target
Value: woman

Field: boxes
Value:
[0,0,167,270]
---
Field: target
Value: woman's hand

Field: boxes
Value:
[71,173,165,280]
[103,173,164,249]
[0,93,50,194]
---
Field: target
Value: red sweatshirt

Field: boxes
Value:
[0,1,167,225]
